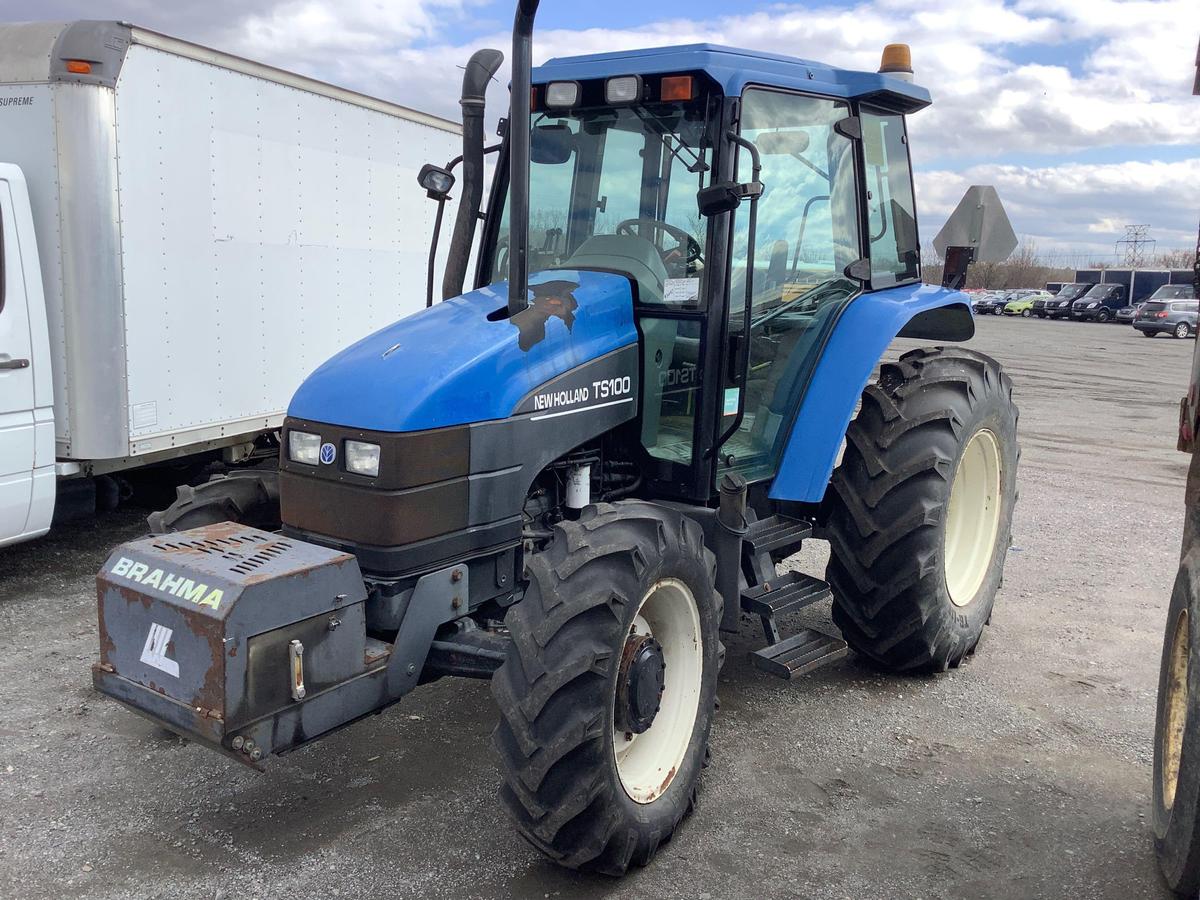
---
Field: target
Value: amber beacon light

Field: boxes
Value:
[878,43,913,82]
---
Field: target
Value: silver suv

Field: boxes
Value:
[1134,297,1199,339]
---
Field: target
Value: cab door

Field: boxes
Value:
[0,176,46,545]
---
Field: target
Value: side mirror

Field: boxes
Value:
[754,130,810,157]
[530,124,575,165]
[417,163,455,200]
[697,180,763,217]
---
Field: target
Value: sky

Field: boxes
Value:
[3,0,1198,262]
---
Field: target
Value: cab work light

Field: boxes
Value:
[605,75,642,104]
[545,81,581,108]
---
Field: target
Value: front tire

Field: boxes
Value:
[1098,309,1112,323]
[825,347,1019,672]
[491,502,721,875]
[1021,309,1032,318]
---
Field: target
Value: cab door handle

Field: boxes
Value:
[0,358,29,369]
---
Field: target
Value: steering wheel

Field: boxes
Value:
[615,218,703,275]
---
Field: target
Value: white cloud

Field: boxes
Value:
[4,0,1197,254]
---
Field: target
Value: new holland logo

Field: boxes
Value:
[140,622,179,677]
[320,442,337,465]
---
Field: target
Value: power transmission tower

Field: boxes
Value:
[1116,225,1155,267]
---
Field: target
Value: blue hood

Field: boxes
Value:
[287,270,638,432]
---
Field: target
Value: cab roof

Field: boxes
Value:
[534,43,931,113]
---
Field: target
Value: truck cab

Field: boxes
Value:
[1072,282,1128,322]
[0,164,54,547]
[1035,282,1090,318]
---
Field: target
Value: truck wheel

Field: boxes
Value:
[491,501,720,875]
[147,470,280,534]
[1098,309,1112,323]
[1154,556,1200,895]
[825,347,1019,672]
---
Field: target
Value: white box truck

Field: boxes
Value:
[0,21,462,547]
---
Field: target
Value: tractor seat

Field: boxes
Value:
[554,233,668,305]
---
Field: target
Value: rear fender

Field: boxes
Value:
[768,283,973,503]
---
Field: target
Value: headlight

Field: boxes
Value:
[1087,301,1098,308]
[345,440,381,477]
[288,430,321,466]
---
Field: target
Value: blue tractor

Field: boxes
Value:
[94,0,1019,874]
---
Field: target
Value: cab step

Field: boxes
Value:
[741,570,832,619]
[751,628,848,680]
[743,514,812,559]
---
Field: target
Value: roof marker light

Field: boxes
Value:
[878,44,913,82]
[660,75,694,102]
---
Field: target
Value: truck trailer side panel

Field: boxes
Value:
[114,43,457,455]
[0,22,461,463]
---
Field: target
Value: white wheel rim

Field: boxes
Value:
[613,577,703,804]
[944,429,1003,607]
[1162,608,1190,810]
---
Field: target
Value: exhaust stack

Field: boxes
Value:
[442,48,504,301]
[507,0,540,317]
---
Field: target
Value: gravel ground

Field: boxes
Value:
[0,314,1190,899]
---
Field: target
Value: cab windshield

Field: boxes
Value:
[488,96,715,307]
[1056,283,1088,301]
[1084,284,1119,299]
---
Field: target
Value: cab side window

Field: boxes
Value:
[724,89,862,482]
[861,109,919,287]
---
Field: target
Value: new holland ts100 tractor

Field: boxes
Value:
[93,0,1020,874]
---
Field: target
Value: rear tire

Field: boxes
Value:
[147,470,280,533]
[491,502,721,875]
[1154,556,1200,895]
[825,347,1019,672]
[1176,323,1192,340]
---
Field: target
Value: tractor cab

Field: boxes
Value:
[472,46,931,501]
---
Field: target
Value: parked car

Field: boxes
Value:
[1134,299,1199,338]
[1035,282,1092,318]
[1119,284,1198,324]
[972,291,1006,315]
[976,289,1031,315]
[1071,282,1129,322]
[1004,290,1052,317]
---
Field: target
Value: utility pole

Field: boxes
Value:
[1116,224,1155,267]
